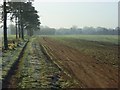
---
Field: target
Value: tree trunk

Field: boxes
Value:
[3,1,8,50]
[15,16,18,39]
[18,23,21,38]
[20,7,24,40]
[18,3,21,38]
[21,23,24,40]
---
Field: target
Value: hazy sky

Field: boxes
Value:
[0,0,119,29]
[33,1,118,29]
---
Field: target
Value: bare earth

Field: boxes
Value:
[40,37,118,88]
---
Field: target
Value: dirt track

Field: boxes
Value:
[40,37,118,88]
[4,38,78,88]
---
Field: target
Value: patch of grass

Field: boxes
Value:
[2,40,27,80]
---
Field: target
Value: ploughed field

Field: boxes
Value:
[39,35,118,88]
[2,35,119,88]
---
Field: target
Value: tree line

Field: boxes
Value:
[55,26,120,35]
[27,26,119,35]
[0,0,41,50]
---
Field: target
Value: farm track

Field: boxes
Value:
[40,37,118,88]
[3,37,78,88]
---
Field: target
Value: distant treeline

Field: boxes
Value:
[55,27,119,35]
[9,25,120,35]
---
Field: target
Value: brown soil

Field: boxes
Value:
[39,37,118,88]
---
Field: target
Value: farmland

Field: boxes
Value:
[2,35,119,88]
[49,35,119,66]
[1,1,119,89]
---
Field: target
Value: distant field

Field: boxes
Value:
[49,35,119,45]
[2,35,119,44]
[46,35,119,66]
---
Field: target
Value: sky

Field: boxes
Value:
[0,0,119,29]
[33,1,118,29]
